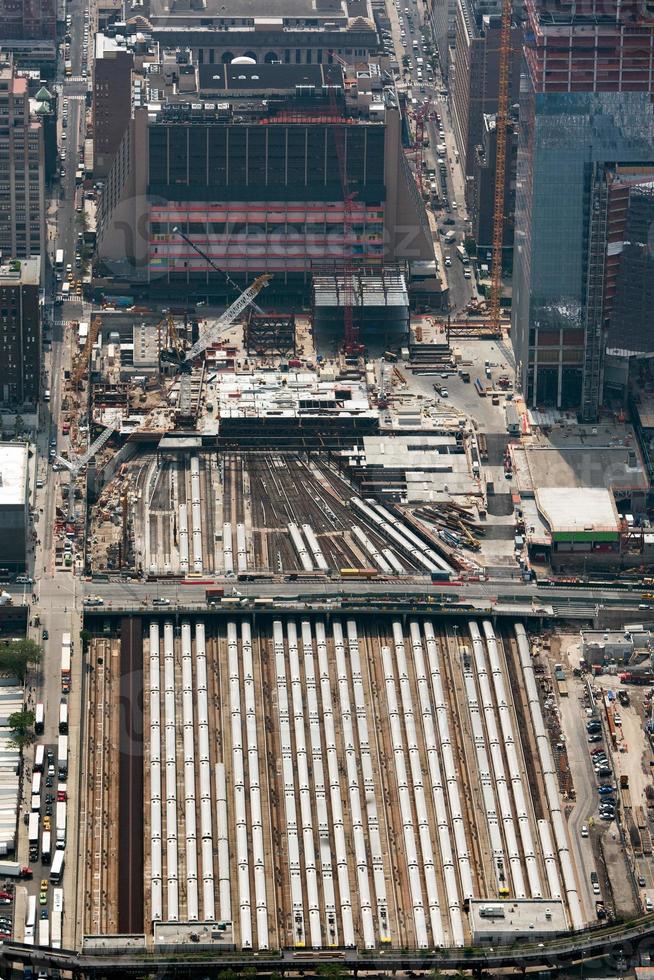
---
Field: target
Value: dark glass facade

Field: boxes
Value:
[512,80,654,408]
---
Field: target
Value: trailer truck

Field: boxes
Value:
[50,849,64,884]
[41,830,51,865]
[57,734,68,780]
[0,861,32,878]
[28,812,39,861]
[55,801,66,848]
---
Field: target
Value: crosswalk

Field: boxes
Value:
[65,77,88,85]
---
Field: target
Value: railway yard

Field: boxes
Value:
[91,452,461,578]
[80,614,595,951]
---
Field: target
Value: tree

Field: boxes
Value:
[7,710,34,735]
[463,234,477,257]
[0,639,42,682]
[8,729,35,750]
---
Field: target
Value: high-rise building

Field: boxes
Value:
[96,61,434,298]
[93,35,134,178]
[0,257,41,408]
[0,56,45,266]
[0,0,56,39]
[450,0,521,182]
[511,0,654,417]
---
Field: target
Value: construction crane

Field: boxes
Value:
[160,275,272,367]
[72,315,102,388]
[488,0,512,333]
[55,422,117,520]
[327,53,364,355]
[156,311,184,369]
[171,226,265,314]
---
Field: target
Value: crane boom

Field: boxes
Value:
[184,275,272,361]
[55,422,117,474]
[488,0,512,332]
[172,226,265,315]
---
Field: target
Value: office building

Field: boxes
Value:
[0,56,45,266]
[0,0,56,39]
[126,0,379,66]
[0,258,41,408]
[450,0,521,182]
[96,61,434,298]
[0,443,28,572]
[511,0,654,417]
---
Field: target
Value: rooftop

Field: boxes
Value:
[198,63,343,93]
[214,370,376,420]
[512,424,649,495]
[535,487,620,535]
[469,899,567,940]
[149,0,372,23]
[0,444,28,508]
[0,258,40,286]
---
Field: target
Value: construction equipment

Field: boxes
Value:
[72,315,101,388]
[171,226,265,314]
[157,312,185,369]
[488,0,512,334]
[160,275,272,368]
[55,422,117,520]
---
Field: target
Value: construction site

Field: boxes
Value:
[81,614,593,950]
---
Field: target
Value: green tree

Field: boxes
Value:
[0,639,42,682]
[7,710,34,735]
[463,234,477,257]
[8,729,35,750]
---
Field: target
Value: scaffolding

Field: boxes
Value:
[246,313,296,356]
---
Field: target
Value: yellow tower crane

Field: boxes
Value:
[488,0,512,333]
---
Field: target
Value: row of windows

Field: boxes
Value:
[148,125,385,188]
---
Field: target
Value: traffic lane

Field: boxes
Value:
[559,689,599,922]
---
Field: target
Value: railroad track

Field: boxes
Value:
[118,618,144,933]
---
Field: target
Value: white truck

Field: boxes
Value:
[41,830,51,865]
[57,734,68,780]
[56,800,66,848]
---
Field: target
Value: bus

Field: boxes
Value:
[55,248,64,271]
[58,701,68,735]
[456,244,470,265]
[35,703,44,735]
[64,60,72,76]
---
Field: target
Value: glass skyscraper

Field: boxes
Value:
[511,0,654,416]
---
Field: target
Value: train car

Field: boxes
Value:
[205,587,225,603]
[339,567,379,579]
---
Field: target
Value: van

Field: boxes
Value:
[44,388,51,401]
[16,575,33,584]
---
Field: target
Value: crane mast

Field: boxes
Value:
[489,0,512,333]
